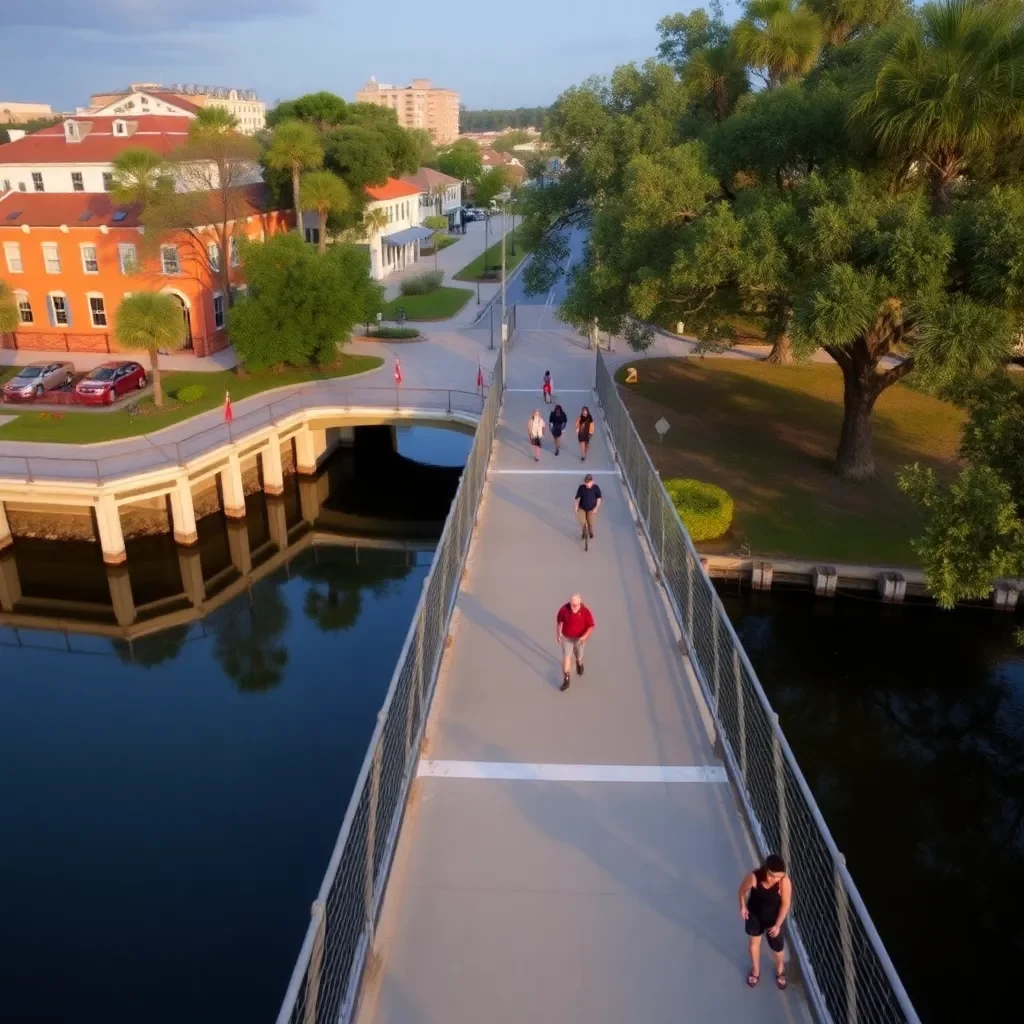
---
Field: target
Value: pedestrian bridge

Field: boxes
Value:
[275,311,919,1024]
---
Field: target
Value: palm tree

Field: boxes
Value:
[362,206,389,238]
[806,0,908,47]
[0,280,18,334]
[423,215,449,270]
[189,106,239,138]
[683,41,751,121]
[113,292,186,408]
[734,0,824,88]
[299,171,350,253]
[430,182,449,214]
[109,147,170,210]
[853,0,1024,215]
[265,120,324,238]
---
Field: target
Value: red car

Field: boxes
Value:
[74,361,148,406]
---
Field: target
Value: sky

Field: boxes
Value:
[0,0,708,114]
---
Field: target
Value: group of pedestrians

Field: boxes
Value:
[528,371,595,462]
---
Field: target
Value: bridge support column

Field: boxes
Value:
[0,548,21,612]
[261,435,285,496]
[220,453,247,519]
[992,582,1020,611]
[298,475,319,526]
[878,571,906,604]
[294,426,319,476]
[94,496,126,566]
[106,565,136,627]
[0,500,12,552]
[168,476,198,546]
[751,561,773,591]
[813,565,838,597]
[267,496,289,552]
[177,546,205,607]
[226,520,252,576]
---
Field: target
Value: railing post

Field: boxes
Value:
[733,647,746,781]
[302,900,326,1024]
[835,856,859,1024]
[772,713,789,866]
[364,738,382,944]
[685,548,695,641]
[711,610,721,712]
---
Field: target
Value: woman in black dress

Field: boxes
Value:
[576,406,595,461]
[549,403,568,456]
[738,854,793,990]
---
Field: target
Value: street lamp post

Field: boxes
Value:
[501,200,507,342]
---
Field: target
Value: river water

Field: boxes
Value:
[0,425,471,1024]
[718,583,1024,1024]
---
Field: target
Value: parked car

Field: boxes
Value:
[74,361,148,406]
[463,207,488,222]
[2,361,75,402]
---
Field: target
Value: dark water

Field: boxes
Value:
[0,425,471,1024]
[718,584,1024,1024]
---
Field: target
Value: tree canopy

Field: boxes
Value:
[436,138,484,182]
[228,233,381,369]
[113,292,186,408]
[460,107,549,131]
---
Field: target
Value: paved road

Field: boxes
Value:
[355,305,812,1024]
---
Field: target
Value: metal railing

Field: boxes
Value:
[274,346,506,1024]
[595,351,919,1024]
[0,385,487,487]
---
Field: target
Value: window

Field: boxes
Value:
[304,226,320,245]
[207,242,220,270]
[102,172,113,192]
[118,243,137,274]
[71,172,84,192]
[160,245,179,274]
[2,179,10,192]
[88,295,107,327]
[47,293,70,326]
[213,293,225,329]
[114,120,127,136]
[230,236,240,267]
[18,182,26,192]
[80,244,99,274]
[16,293,32,324]
[42,242,61,274]
[3,241,22,273]
[32,172,44,193]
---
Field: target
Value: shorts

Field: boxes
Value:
[530,436,542,448]
[576,508,596,533]
[560,635,586,660]
[578,432,591,444]
[745,913,785,952]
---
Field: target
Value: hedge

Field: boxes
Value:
[175,384,207,405]
[664,478,734,541]
[400,270,445,295]
[367,327,421,339]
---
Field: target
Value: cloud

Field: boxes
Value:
[4,0,318,32]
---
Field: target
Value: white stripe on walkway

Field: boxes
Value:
[505,388,594,393]
[490,469,619,475]
[417,760,728,783]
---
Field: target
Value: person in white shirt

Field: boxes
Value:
[527,409,545,461]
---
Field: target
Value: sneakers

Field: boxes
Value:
[561,673,570,691]
[576,658,584,676]
[555,448,559,456]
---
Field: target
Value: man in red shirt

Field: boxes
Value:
[556,593,595,692]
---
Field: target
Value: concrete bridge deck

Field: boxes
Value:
[355,307,812,1023]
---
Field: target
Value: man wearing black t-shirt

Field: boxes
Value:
[574,474,602,539]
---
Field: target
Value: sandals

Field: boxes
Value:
[776,972,787,991]
[746,973,759,988]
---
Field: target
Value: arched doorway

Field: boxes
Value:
[167,293,193,350]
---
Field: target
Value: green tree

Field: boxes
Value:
[190,106,239,134]
[853,0,1024,215]
[109,147,172,210]
[264,120,324,238]
[437,139,483,182]
[658,5,733,66]
[228,233,381,369]
[408,128,437,167]
[423,215,449,270]
[734,0,824,88]
[805,0,909,46]
[362,206,389,237]
[324,125,392,192]
[492,130,533,153]
[113,292,187,408]
[460,107,549,131]
[300,171,351,253]
[266,91,348,131]
[0,279,18,335]
[684,39,751,122]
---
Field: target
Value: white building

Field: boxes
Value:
[400,167,463,230]
[88,85,266,134]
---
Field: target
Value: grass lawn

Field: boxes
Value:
[617,357,967,565]
[453,233,530,282]
[0,353,383,444]
[421,235,459,254]
[382,286,472,321]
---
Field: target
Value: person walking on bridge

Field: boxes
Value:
[739,854,793,990]
[556,593,594,692]
[549,403,568,456]
[527,409,545,461]
[576,406,595,461]
[574,474,602,541]
[542,370,554,405]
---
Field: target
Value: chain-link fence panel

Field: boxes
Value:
[276,348,507,1024]
[596,353,918,1024]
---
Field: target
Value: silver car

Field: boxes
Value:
[2,361,75,400]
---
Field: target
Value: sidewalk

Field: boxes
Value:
[0,346,238,373]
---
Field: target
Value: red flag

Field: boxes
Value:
[394,358,403,385]
[476,363,484,392]
[224,390,233,423]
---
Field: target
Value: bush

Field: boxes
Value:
[368,326,421,339]
[664,478,734,541]
[400,269,445,295]
[175,384,207,405]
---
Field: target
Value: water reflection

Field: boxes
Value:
[0,425,466,1023]
[718,584,1024,1024]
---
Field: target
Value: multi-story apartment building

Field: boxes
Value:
[355,79,459,144]
[0,187,290,357]
[89,84,266,134]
